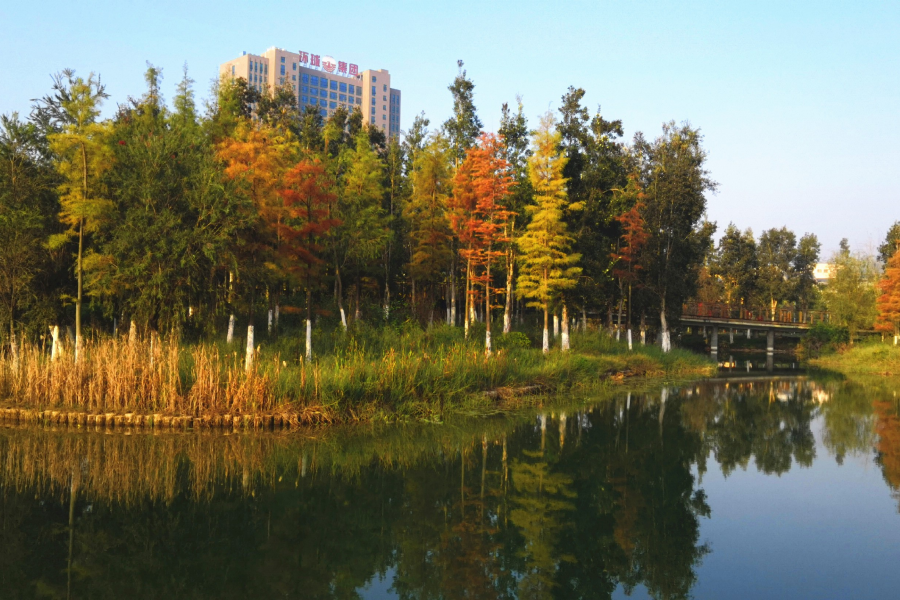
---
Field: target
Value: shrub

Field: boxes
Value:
[798,323,850,359]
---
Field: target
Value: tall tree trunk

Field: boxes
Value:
[485,259,492,356]
[503,247,514,333]
[305,288,313,360]
[464,256,471,338]
[75,219,83,363]
[542,303,550,354]
[561,303,570,352]
[450,242,457,326]
[227,314,235,344]
[244,325,254,372]
[660,297,670,353]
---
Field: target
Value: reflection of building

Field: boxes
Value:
[219,47,401,139]
[814,263,835,284]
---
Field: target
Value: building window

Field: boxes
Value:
[231,66,235,75]
[330,91,337,100]
[356,88,362,96]
[330,101,337,109]
[383,95,386,101]
[339,82,347,92]
[292,63,296,70]
[292,75,296,81]
[280,65,285,75]
[321,109,327,117]
[383,105,386,110]
[301,95,308,103]
[302,74,309,83]
[330,80,337,90]
[320,99,328,107]
[348,97,354,105]
[281,57,285,63]
[310,75,318,86]
[371,117,375,124]
[383,85,387,92]
[301,85,308,93]
[339,94,346,102]
[371,86,376,94]
[372,76,377,83]
[371,108,376,115]
[371,98,376,105]
[383,114,386,120]
[320,77,328,87]
[348,84,355,94]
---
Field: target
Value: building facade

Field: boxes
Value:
[220,47,401,138]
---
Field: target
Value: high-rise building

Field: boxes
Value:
[220,47,401,138]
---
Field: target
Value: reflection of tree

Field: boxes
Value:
[820,381,875,464]
[510,449,576,599]
[685,383,817,476]
[875,399,900,509]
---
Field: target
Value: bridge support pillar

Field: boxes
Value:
[729,328,734,343]
[710,328,718,363]
[747,328,751,339]
[766,329,775,372]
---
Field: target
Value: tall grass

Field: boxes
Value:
[0,325,713,422]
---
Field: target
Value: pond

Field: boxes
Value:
[1,373,899,599]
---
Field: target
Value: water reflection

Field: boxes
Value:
[1,375,899,599]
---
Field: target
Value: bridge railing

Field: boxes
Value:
[682,302,830,325]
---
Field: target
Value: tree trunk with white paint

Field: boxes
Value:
[561,304,570,352]
[267,309,273,334]
[660,302,671,353]
[244,325,254,372]
[542,305,550,354]
[50,326,60,361]
[226,314,235,344]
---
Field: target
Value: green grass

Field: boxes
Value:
[810,342,900,377]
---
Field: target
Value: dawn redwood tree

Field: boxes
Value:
[498,98,532,333]
[517,113,581,353]
[876,247,900,343]
[448,147,481,337]
[404,133,452,323]
[332,129,390,326]
[44,71,113,361]
[217,120,290,340]
[443,60,483,171]
[468,133,514,355]
[610,174,649,346]
[277,157,339,359]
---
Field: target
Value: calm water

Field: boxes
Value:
[2,374,900,599]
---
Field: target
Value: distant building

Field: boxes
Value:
[814,262,835,284]
[220,47,401,139]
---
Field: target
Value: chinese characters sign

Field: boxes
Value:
[298,51,359,78]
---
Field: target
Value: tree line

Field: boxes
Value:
[0,58,770,360]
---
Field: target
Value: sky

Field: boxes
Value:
[2,0,897,256]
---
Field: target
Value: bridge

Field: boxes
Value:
[680,303,831,370]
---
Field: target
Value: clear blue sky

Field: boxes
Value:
[2,0,897,257]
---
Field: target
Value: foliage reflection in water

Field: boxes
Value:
[1,375,900,599]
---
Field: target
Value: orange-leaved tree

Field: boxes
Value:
[448,148,481,338]
[277,157,339,359]
[876,247,900,343]
[610,173,650,345]
[469,133,514,355]
[216,121,291,342]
